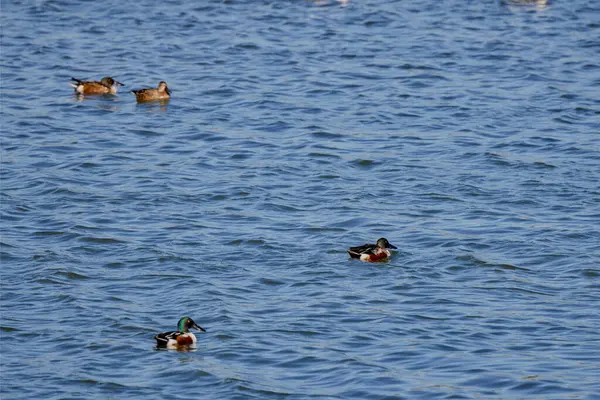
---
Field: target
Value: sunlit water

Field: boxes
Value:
[1,0,599,399]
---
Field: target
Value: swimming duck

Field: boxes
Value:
[154,317,206,348]
[70,76,124,95]
[131,81,171,102]
[347,238,397,262]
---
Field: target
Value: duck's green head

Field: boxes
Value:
[177,317,206,333]
[100,77,124,87]
[377,238,397,249]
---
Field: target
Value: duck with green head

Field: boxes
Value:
[347,238,397,262]
[154,317,206,348]
[70,76,124,95]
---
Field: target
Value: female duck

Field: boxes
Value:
[131,81,171,102]
[70,76,124,95]
[155,317,206,348]
[347,238,397,262]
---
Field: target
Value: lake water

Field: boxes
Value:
[1,0,599,399]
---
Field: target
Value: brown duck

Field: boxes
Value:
[70,76,124,95]
[131,81,171,102]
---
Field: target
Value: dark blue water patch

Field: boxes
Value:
[2,0,600,399]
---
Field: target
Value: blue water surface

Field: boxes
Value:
[1,0,599,399]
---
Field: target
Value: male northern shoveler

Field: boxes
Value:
[131,81,171,102]
[154,317,206,348]
[347,238,397,262]
[70,77,124,95]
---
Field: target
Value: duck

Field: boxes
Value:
[154,317,206,348]
[70,76,124,95]
[131,81,171,102]
[347,237,397,262]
